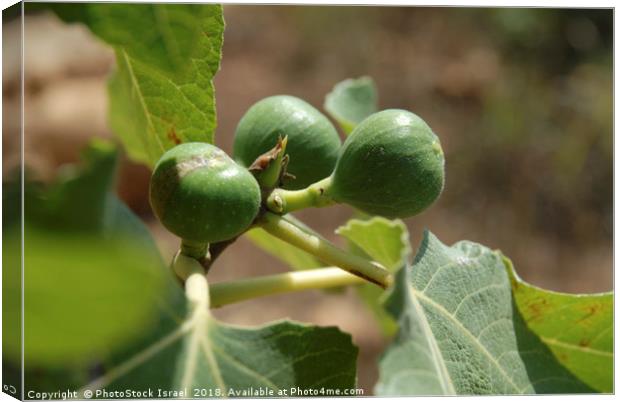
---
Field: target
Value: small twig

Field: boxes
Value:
[209,267,366,308]
[257,212,393,288]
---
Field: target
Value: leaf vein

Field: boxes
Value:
[412,289,522,393]
[451,282,505,316]
[121,50,166,154]
[210,345,281,391]
[405,280,456,394]
[540,336,613,358]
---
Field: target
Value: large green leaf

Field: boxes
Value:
[376,231,591,395]
[51,4,224,166]
[324,77,378,135]
[82,258,358,397]
[336,217,412,336]
[506,258,613,392]
[172,320,357,394]
[3,142,172,369]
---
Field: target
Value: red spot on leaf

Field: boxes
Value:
[167,127,181,145]
[577,303,602,325]
[579,338,591,347]
[525,297,551,323]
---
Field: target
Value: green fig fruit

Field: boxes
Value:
[330,109,445,218]
[233,95,341,190]
[150,143,261,244]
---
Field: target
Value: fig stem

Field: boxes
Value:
[257,212,393,289]
[209,267,365,308]
[266,176,336,214]
[172,252,210,309]
[180,239,209,260]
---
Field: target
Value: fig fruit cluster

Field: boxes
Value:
[149,95,445,245]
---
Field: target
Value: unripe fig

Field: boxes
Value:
[149,143,261,244]
[233,95,341,190]
[330,109,445,218]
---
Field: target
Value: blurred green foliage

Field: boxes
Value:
[3,141,174,389]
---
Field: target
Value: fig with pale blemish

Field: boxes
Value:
[233,95,341,190]
[149,143,261,243]
[329,109,445,218]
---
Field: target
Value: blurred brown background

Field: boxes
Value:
[3,5,612,392]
